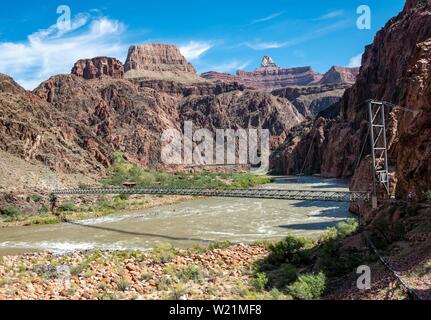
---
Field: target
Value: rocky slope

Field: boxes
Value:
[179,90,304,148]
[201,56,358,91]
[280,0,431,202]
[318,66,359,85]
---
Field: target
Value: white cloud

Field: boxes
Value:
[0,14,127,90]
[348,53,362,67]
[179,41,213,61]
[245,41,284,50]
[316,10,345,21]
[251,11,285,24]
[204,60,251,73]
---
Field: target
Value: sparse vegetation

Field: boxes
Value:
[102,152,271,189]
[0,206,20,217]
[151,243,178,263]
[287,273,326,300]
[251,219,359,300]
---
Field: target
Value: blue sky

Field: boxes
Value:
[0,0,406,89]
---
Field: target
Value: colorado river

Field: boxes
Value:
[0,176,354,256]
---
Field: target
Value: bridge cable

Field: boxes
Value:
[358,212,421,300]
[299,128,319,175]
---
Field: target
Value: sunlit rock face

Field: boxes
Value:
[201,56,358,91]
[71,57,125,80]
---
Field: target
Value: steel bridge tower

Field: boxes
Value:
[368,100,390,208]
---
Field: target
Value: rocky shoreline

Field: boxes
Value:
[0,244,273,300]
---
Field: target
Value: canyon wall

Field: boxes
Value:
[281,0,431,200]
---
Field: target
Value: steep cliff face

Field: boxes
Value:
[179,90,304,148]
[272,84,349,117]
[124,44,205,84]
[71,57,124,80]
[280,0,431,200]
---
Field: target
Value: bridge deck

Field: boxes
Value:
[51,188,369,202]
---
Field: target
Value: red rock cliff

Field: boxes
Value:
[71,57,124,80]
[281,0,431,200]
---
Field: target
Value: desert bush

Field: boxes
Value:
[266,236,310,266]
[178,264,205,283]
[31,195,43,202]
[264,263,298,289]
[151,243,177,263]
[208,240,232,251]
[250,272,268,292]
[58,202,77,212]
[0,206,20,217]
[287,272,326,300]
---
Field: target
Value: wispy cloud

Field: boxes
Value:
[203,60,251,73]
[315,10,345,21]
[251,11,284,24]
[348,53,362,67]
[0,13,127,89]
[179,41,214,61]
[245,19,352,51]
[245,41,284,50]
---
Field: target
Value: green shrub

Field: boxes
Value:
[58,202,77,212]
[266,236,308,265]
[31,195,43,203]
[264,263,298,288]
[117,277,131,291]
[287,272,326,300]
[37,206,49,215]
[208,240,232,251]
[251,272,268,292]
[178,264,205,283]
[151,243,177,263]
[336,219,359,237]
[0,206,20,217]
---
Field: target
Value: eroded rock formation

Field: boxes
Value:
[124,44,204,84]
[71,57,125,80]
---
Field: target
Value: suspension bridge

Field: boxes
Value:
[50,187,370,208]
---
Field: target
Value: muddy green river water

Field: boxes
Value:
[0,176,354,255]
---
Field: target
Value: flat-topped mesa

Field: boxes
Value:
[123,44,205,84]
[124,44,196,74]
[318,66,359,85]
[71,57,125,80]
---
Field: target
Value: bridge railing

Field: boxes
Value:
[51,187,370,203]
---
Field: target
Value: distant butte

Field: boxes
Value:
[201,55,359,91]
